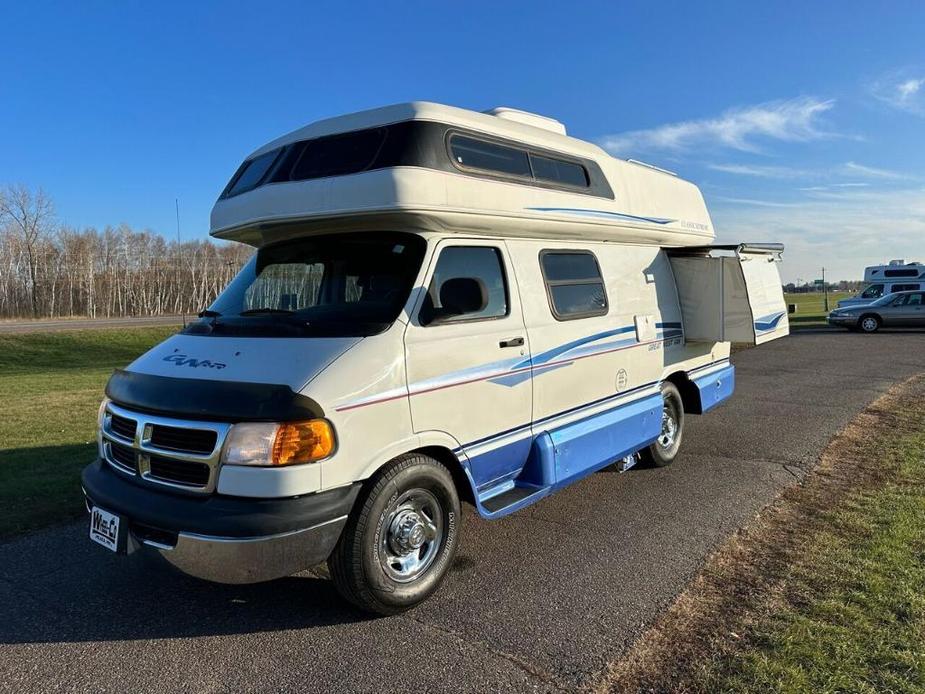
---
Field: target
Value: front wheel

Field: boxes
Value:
[640,382,685,468]
[858,314,881,333]
[328,453,461,615]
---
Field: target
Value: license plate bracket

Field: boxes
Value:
[89,505,129,554]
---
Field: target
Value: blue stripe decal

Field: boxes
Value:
[754,311,786,332]
[456,379,662,454]
[526,207,677,225]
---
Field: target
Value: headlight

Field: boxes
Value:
[97,398,110,429]
[222,419,336,467]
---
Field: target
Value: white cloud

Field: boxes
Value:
[600,97,835,155]
[710,186,925,283]
[841,161,909,180]
[870,70,925,114]
[707,163,815,179]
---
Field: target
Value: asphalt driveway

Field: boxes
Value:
[2,331,924,693]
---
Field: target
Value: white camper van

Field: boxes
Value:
[837,259,924,307]
[82,102,789,614]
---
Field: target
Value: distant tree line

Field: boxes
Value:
[0,184,252,319]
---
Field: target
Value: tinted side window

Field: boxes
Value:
[289,128,387,181]
[861,284,884,299]
[891,283,920,292]
[540,251,608,320]
[421,247,508,325]
[225,149,282,197]
[449,136,531,177]
[530,154,589,187]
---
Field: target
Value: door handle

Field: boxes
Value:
[499,336,525,348]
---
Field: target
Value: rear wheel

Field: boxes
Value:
[328,453,461,615]
[640,382,684,467]
[859,314,881,333]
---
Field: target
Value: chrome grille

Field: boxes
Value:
[107,441,138,473]
[100,401,232,494]
[149,424,217,455]
[109,413,137,441]
[148,455,211,487]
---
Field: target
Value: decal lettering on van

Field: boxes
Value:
[163,354,227,370]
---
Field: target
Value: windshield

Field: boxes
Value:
[870,293,899,306]
[184,232,426,338]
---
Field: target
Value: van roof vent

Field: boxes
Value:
[483,107,567,135]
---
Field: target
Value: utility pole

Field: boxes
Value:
[175,198,183,324]
[822,266,828,312]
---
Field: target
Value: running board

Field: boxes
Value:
[480,483,549,515]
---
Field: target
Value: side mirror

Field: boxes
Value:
[431,277,487,323]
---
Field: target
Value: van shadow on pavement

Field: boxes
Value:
[0,522,373,644]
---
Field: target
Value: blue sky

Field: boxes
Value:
[3,1,924,282]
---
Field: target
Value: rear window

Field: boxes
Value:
[529,154,589,187]
[225,149,282,197]
[288,128,387,181]
[449,135,532,177]
[540,251,608,320]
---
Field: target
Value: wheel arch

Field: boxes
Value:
[352,433,477,508]
[664,370,703,415]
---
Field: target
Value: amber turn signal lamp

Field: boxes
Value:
[271,419,335,465]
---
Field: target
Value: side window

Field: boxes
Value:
[540,250,608,320]
[420,247,509,325]
[449,136,532,177]
[529,154,589,187]
[907,293,923,306]
[891,283,920,293]
[861,284,884,299]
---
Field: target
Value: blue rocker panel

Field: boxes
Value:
[473,391,663,518]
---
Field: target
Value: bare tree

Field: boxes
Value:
[0,184,56,317]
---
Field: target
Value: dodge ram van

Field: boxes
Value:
[81,102,789,614]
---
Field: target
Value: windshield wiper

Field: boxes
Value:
[198,309,222,318]
[238,307,295,316]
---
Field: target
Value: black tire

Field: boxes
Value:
[858,314,881,333]
[639,382,684,468]
[328,452,461,615]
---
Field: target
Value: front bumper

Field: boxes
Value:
[81,459,360,584]
[827,314,858,326]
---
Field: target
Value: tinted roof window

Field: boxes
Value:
[884,268,920,277]
[530,154,589,187]
[289,128,387,181]
[226,149,281,197]
[450,135,531,177]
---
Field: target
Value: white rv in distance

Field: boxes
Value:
[82,102,789,614]
[837,259,925,307]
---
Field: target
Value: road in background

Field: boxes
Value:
[0,315,184,334]
[1,332,924,693]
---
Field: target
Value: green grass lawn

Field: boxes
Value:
[0,327,176,538]
[784,291,852,328]
[694,385,925,692]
